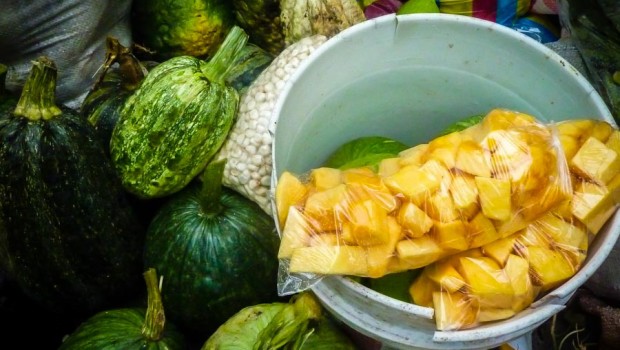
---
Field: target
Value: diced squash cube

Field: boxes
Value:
[534,213,587,251]
[571,181,619,234]
[424,190,460,223]
[433,220,469,252]
[556,119,595,139]
[425,260,466,293]
[397,201,433,238]
[519,178,572,221]
[450,173,479,219]
[310,167,342,191]
[409,271,437,307]
[420,159,453,191]
[396,236,445,269]
[495,212,529,238]
[475,177,511,221]
[341,199,389,246]
[468,211,500,248]
[289,245,368,275]
[384,165,441,204]
[586,120,614,143]
[526,246,575,292]
[276,171,309,228]
[477,308,516,323]
[399,144,429,166]
[346,182,399,213]
[432,291,478,330]
[504,254,535,311]
[455,141,491,178]
[304,184,349,232]
[486,130,530,181]
[606,130,620,155]
[278,207,313,259]
[309,233,341,247]
[482,235,517,266]
[366,217,403,277]
[482,109,536,132]
[378,157,401,177]
[425,132,462,168]
[516,226,551,249]
[342,167,378,186]
[570,137,620,185]
[457,256,514,309]
[558,134,581,161]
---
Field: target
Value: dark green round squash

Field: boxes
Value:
[0,57,146,315]
[144,160,281,335]
[59,269,186,350]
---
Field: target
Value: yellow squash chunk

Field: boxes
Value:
[534,213,587,251]
[346,182,399,213]
[450,173,479,219]
[556,119,595,139]
[504,254,535,311]
[276,171,309,228]
[425,260,466,293]
[457,256,514,309]
[433,220,469,252]
[384,164,441,204]
[396,235,445,269]
[432,291,478,331]
[475,176,511,221]
[425,190,460,223]
[482,109,536,132]
[477,308,516,323]
[515,226,551,249]
[341,199,389,246]
[526,246,575,292]
[289,245,368,275]
[606,130,620,155]
[399,144,429,167]
[310,167,342,191]
[519,178,572,221]
[485,130,530,181]
[552,199,574,221]
[468,211,500,248]
[495,212,529,238]
[570,137,620,185]
[409,271,437,308]
[425,131,462,168]
[571,180,619,234]
[366,217,404,277]
[586,120,614,143]
[378,157,401,177]
[455,141,491,178]
[397,201,433,238]
[278,207,313,259]
[482,235,518,267]
[559,134,580,161]
[309,233,341,247]
[420,159,453,191]
[304,184,349,232]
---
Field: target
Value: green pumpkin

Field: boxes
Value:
[58,269,186,350]
[110,26,248,199]
[144,160,281,335]
[131,0,235,60]
[232,0,285,55]
[81,37,150,152]
[0,57,146,315]
[225,42,273,94]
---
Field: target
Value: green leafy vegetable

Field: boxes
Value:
[323,135,409,170]
[438,114,484,136]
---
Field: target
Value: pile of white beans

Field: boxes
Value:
[215,35,328,214]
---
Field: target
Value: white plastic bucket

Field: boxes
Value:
[270,13,619,350]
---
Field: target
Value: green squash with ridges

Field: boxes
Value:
[0,57,145,315]
[111,26,248,199]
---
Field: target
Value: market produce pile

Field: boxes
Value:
[0,0,618,349]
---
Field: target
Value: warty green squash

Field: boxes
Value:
[110,26,249,199]
[0,57,146,315]
[58,268,186,350]
[143,159,282,335]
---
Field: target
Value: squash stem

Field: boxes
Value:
[94,37,146,92]
[200,159,227,213]
[13,56,62,121]
[141,268,166,341]
[200,26,249,84]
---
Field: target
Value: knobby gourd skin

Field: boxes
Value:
[110,26,247,199]
[0,57,145,315]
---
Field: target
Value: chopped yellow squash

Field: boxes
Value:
[468,211,500,248]
[409,270,437,307]
[304,184,348,232]
[399,144,429,166]
[504,254,535,311]
[570,137,620,185]
[396,235,445,270]
[289,245,368,275]
[278,206,313,259]
[432,291,478,330]
[425,260,466,293]
[384,164,441,204]
[310,167,342,191]
[366,216,403,277]
[341,199,390,246]
[482,235,518,267]
[455,141,491,178]
[571,180,619,234]
[378,157,401,177]
[526,246,575,292]
[475,176,511,221]
[397,201,433,238]
[433,220,469,252]
[276,171,309,227]
[457,256,514,309]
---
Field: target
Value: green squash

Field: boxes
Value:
[0,57,146,315]
[111,26,249,199]
[225,43,274,94]
[232,0,285,55]
[58,269,186,350]
[131,0,235,60]
[144,159,281,335]
[81,37,150,152]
